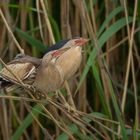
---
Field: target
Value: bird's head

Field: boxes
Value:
[45,37,89,54]
[59,37,89,50]
[42,37,89,66]
[71,37,89,46]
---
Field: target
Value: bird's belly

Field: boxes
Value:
[56,47,82,80]
[33,64,64,93]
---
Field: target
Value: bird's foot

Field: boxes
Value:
[24,84,36,92]
[64,103,75,112]
[64,103,79,116]
[34,92,46,100]
[54,92,59,98]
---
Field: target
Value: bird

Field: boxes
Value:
[33,50,64,94]
[0,54,41,91]
[33,37,89,94]
[0,37,88,96]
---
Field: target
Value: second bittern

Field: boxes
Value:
[34,37,88,93]
[0,54,41,91]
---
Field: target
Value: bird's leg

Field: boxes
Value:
[64,81,77,113]
[58,90,67,103]
[57,91,69,110]
[56,90,73,112]
[54,91,59,98]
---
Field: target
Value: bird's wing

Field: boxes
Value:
[0,62,35,84]
[0,54,41,82]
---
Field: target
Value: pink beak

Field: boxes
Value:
[74,38,89,46]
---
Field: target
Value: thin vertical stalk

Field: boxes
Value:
[0,9,24,54]
[40,0,55,44]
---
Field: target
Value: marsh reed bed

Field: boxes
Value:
[0,0,140,139]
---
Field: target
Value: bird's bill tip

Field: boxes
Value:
[74,38,89,46]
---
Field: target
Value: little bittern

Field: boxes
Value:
[34,37,88,93]
[0,54,41,90]
[33,50,64,93]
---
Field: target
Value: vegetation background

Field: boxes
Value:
[0,0,140,140]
